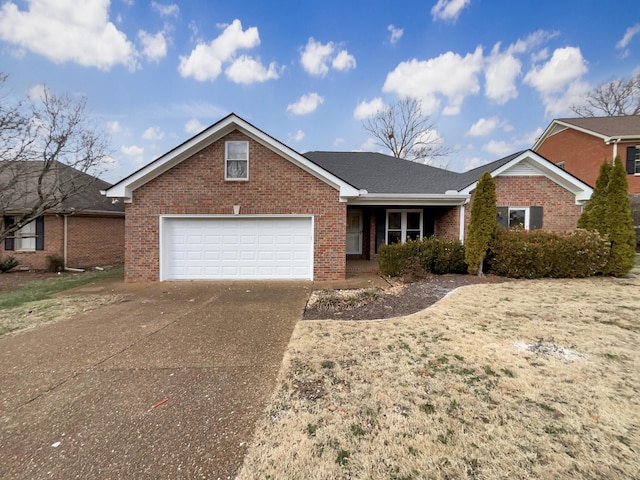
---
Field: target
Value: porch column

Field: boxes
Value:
[459,204,465,243]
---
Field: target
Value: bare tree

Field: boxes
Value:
[0,74,111,244]
[362,97,450,167]
[570,73,640,117]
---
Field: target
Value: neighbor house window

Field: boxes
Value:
[386,209,423,244]
[225,141,248,180]
[3,216,44,252]
[497,206,543,230]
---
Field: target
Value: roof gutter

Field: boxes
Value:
[348,192,469,206]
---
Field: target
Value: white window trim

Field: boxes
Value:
[225,140,249,181]
[635,146,640,176]
[508,207,530,230]
[386,209,423,244]
[15,220,37,252]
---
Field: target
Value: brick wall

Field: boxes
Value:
[535,128,640,193]
[125,131,346,282]
[462,176,583,235]
[1,214,124,270]
[435,207,460,240]
[66,215,125,268]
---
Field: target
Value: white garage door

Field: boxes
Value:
[161,216,313,280]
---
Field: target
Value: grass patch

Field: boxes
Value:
[239,274,640,479]
[0,267,123,311]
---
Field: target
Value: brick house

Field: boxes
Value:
[1,161,125,271]
[105,114,592,282]
[533,116,640,193]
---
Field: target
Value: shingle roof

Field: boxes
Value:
[0,161,124,214]
[557,115,640,137]
[303,151,464,194]
[303,151,523,194]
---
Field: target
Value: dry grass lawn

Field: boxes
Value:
[238,271,640,479]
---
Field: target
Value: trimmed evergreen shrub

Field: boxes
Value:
[465,172,498,275]
[378,237,467,277]
[488,229,610,278]
[602,157,636,276]
[47,255,65,272]
[578,160,611,232]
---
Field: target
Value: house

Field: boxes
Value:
[533,115,640,193]
[105,113,592,282]
[1,161,125,271]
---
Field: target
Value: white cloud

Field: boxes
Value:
[178,19,260,81]
[286,93,324,115]
[524,46,588,94]
[485,46,521,104]
[353,98,386,119]
[106,121,121,134]
[482,140,514,157]
[388,25,403,45]
[524,46,589,116]
[225,55,280,84]
[334,137,346,147]
[300,38,355,77]
[467,117,500,137]
[383,46,483,115]
[289,130,305,142]
[463,157,486,171]
[359,137,380,152]
[121,144,145,163]
[138,30,167,62]
[27,83,46,101]
[184,118,205,135]
[0,0,138,70]
[332,50,356,71]
[431,0,471,22]
[151,1,179,17]
[616,23,640,57]
[142,126,164,141]
[531,48,549,63]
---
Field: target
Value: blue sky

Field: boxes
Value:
[1,0,639,183]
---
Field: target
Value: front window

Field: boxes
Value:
[15,220,36,251]
[386,210,423,244]
[635,147,640,174]
[225,141,248,180]
[509,208,527,229]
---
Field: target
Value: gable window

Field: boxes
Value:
[497,206,543,230]
[386,209,423,244]
[626,146,640,175]
[225,141,248,180]
[3,216,45,252]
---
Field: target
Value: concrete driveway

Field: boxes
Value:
[0,280,311,479]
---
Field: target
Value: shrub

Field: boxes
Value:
[0,256,19,273]
[488,229,610,278]
[47,254,65,272]
[378,237,467,277]
[465,172,498,275]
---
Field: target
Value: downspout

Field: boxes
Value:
[459,204,465,243]
[63,214,68,269]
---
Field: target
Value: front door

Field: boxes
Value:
[346,210,362,254]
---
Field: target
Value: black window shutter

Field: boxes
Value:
[626,146,637,174]
[423,208,435,237]
[530,206,543,230]
[496,207,509,229]
[35,216,45,251]
[4,216,15,251]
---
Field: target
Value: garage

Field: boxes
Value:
[160,216,314,280]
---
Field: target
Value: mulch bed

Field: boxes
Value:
[303,274,511,321]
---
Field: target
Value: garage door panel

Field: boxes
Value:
[163,217,312,280]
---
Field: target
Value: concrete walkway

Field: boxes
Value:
[0,281,311,479]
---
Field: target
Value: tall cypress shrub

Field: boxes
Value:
[465,172,498,276]
[603,156,636,276]
[577,160,611,232]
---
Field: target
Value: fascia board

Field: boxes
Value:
[349,193,469,206]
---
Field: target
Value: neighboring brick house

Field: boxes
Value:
[1,161,125,271]
[105,114,592,282]
[533,116,640,193]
